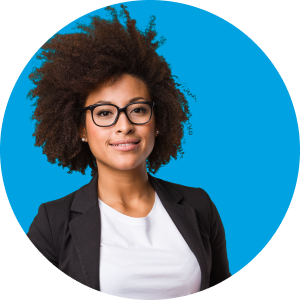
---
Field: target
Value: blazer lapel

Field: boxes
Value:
[68,172,210,292]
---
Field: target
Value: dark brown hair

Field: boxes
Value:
[28,5,193,176]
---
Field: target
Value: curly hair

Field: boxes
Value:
[28,5,193,176]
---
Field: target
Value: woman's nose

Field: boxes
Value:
[115,111,134,133]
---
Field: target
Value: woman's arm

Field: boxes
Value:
[203,190,231,286]
[27,203,58,267]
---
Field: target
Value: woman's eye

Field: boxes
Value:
[98,111,109,117]
[134,107,145,113]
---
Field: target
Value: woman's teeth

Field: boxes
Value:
[112,143,136,146]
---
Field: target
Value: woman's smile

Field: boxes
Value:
[109,139,141,151]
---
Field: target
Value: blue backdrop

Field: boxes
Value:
[1,1,299,276]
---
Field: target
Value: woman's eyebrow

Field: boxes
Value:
[95,97,148,104]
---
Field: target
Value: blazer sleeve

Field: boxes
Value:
[27,203,58,267]
[202,189,231,286]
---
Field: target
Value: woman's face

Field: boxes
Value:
[82,74,157,173]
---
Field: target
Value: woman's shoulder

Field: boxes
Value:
[41,189,78,212]
[38,180,92,220]
[152,175,212,203]
[152,175,220,222]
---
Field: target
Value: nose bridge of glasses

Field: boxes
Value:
[116,106,131,124]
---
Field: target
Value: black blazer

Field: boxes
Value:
[27,173,231,292]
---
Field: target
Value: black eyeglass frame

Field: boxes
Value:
[82,100,155,127]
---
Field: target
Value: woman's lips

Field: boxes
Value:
[110,141,140,151]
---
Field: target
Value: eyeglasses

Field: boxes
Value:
[82,99,155,127]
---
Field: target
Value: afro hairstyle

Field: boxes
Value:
[28,5,194,176]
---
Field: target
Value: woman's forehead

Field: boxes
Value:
[85,74,151,106]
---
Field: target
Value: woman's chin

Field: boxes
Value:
[111,159,144,172]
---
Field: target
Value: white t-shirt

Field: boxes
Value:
[98,192,201,300]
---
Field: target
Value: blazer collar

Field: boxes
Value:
[69,172,209,292]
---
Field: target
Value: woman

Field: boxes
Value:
[27,5,231,299]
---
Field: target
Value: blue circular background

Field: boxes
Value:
[1,1,299,276]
